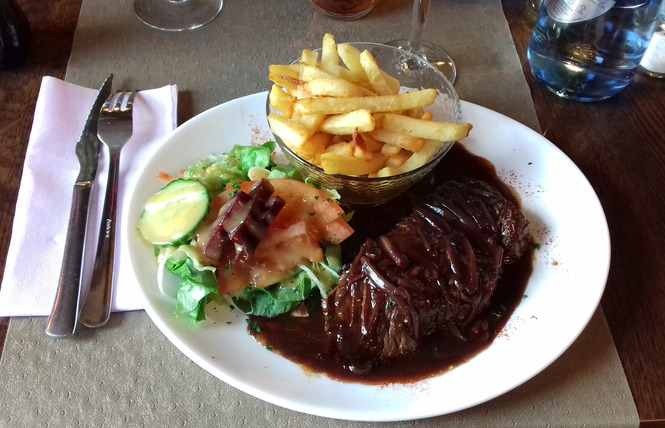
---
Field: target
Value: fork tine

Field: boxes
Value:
[105,91,135,112]
[125,91,136,110]
[101,94,113,112]
[112,93,124,111]
[113,91,127,111]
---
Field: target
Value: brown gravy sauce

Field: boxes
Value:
[248,144,533,384]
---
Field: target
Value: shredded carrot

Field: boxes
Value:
[157,171,177,182]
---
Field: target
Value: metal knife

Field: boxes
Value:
[45,74,114,338]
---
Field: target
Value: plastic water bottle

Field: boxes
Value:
[527,0,662,101]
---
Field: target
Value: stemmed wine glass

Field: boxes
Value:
[386,0,457,84]
[134,0,223,31]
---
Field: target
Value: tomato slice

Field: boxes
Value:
[210,178,353,294]
[268,178,353,244]
[251,220,324,288]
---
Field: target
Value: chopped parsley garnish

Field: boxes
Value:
[247,320,261,332]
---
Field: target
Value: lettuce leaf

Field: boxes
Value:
[162,249,341,321]
[166,257,220,322]
[267,165,301,180]
[232,274,317,317]
[231,142,275,175]
[183,141,278,196]
[232,248,341,318]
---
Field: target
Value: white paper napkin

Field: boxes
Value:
[0,76,178,317]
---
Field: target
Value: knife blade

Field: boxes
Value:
[46,74,114,338]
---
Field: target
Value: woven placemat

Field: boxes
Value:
[0,0,637,426]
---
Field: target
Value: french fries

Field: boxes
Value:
[299,78,372,98]
[295,90,437,115]
[320,109,375,135]
[266,114,313,147]
[268,33,472,177]
[377,113,473,142]
[269,84,293,114]
[321,152,387,176]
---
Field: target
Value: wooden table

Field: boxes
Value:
[1,1,664,425]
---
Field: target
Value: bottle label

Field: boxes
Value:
[546,0,616,23]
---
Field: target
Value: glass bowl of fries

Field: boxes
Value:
[267,38,468,205]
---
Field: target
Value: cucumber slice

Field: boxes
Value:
[138,179,210,246]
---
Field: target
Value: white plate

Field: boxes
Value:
[123,92,610,422]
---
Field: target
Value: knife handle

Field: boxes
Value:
[79,153,120,328]
[46,183,93,337]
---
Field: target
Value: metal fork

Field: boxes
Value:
[79,91,135,328]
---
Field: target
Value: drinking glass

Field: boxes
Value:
[386,0,456,84]
[134,0,223,31]
[525,0,543,25]
[309,0,375,20]
[639,2,665,78]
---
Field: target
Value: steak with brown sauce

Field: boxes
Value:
[322,178,531,374]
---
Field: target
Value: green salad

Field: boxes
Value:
[137,142,353,322]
